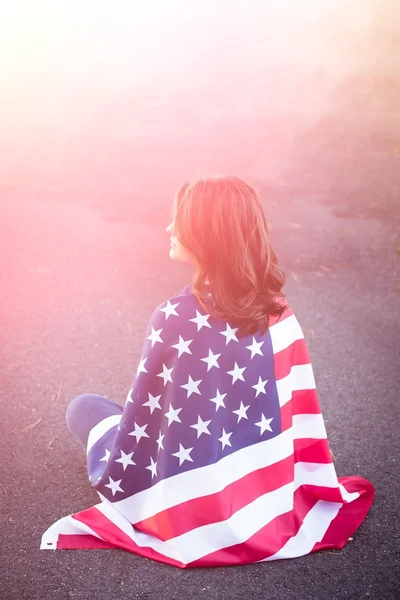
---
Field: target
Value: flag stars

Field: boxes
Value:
[172,443,194,466]
[189,310,212,331]
[128,422,150,443]
[209,389,227,411]
[246,337,264,359]
[220,323,239,345]
[219,429,233,450]
[143,393,162,414]
[256,414,274,435]
[201,349,221,371]
[172,335,193,358]
[181,375,202,398]
[252,376,268,397]
[190,415,212,438]
[136,358,148,377]
[156,431,165,450]
[160,300,179,319]
[227,362,247,384]
[100,449,110,463]
[232,401,250,423]
[157,364,174,386]
[164,404,182,426]
[147,327,163,347]
[104,476,124,496]
[115,450,136,470]
[146,457,158,479]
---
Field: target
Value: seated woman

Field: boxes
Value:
[41,175,374,567]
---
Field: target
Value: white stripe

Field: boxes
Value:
[100,464,342,564]
[96,502,187,564]
[295,461,338,489]
[113,428,293,523]
[86,415,121,454]
[276,363,316,407]
[263,500,342,561]
[161,463,339,563]
[339,483,360,503]
[111,414,326,524]
[165,483,294,563]
[293,413,327,439]
[270,314,304,354]
[40,514,103,550]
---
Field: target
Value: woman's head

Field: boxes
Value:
[167,175,286,335]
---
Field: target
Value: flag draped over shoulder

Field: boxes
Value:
[41,286,374,567]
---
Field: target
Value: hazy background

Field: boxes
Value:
[1,0,399,223]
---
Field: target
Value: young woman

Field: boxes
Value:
[42,175,374,567]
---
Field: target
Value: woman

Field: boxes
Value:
[41,175,374,567]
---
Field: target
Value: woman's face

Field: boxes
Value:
[166,221,195,263]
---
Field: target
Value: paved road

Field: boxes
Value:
[0,187,399,600]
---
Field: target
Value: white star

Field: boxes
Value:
[252,376,268,397]
[189,310,212,331]
[147,326,163,347]
[246,337,264,359]
[128,422,150,443]
[227,362,247,384]
[181,375,202,398]
[160,300,179,319]
[218,428,233,450]
[172,335,193,358]
[255,414,274,435]
[115,449,136,470]
[157,363,174,386]
[190,415,212,438]
[200,349,221,371]
[142,393,162,414]
[100,449,110,463]
[220,323,239,345]
[146,457,158,479]
[104,476,124,496]
[172,443,194,466]
[125,388,133,404]
[136,357,148,377]
[209,389,227,411]
[164,404,182,426]
[156,431,165,450]
[232,401,250,423]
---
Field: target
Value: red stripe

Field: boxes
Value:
[57,533,116,550]
[280,389,321,433]
[274,338,311,381]
[312,476,374,553]
[294,437,332,463]
[70,508,187,568]
[64,484,349,568]
[135,454,294,540]
[292,388,321,414]
[188,485,319,567]
[135,438,333,540]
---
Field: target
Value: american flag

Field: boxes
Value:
[41,286,374,567]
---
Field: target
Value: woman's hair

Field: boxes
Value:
[173,175,287,336]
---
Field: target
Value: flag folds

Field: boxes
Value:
[41,286,373,567]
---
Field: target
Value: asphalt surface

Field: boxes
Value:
[1,3,400,599]
[1,186,399,600]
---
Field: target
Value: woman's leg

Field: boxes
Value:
[66,393,123,447]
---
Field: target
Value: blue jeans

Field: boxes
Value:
[66,394,123,447]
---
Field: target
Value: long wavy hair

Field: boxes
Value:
[173,175,287,336]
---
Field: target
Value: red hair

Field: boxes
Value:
[173,175,287,336]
